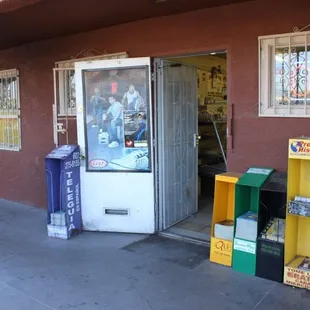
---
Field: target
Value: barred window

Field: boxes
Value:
[54,64,76,116]
[54,52,129,117]
[0,69,21,151]
[259,31,310,117]
[53,52,129,146]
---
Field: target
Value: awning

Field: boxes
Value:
[0,0,254,50]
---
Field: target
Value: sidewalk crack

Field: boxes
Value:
[252,283,276,310]
[0,281,57,310]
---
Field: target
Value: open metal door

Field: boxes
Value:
[156,59,199,230]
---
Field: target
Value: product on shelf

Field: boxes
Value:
[260,217,285,243]
[214,220,234,241]
[295,196,310,203]
[235,211,258,242]
[288,196,310,217]
[298,257,310,271]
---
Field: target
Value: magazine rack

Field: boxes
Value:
[284,138,310,289]
[210,172,241,267]
[256,172,287,283]
[232,167,274,276]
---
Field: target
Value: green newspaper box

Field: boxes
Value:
[232,167,274,276]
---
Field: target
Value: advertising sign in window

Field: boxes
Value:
[82,67,151,172]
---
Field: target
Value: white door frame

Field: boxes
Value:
[75,57,156,233]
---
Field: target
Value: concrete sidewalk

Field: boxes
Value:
[0,199,309,310]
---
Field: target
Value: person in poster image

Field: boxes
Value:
[103,95,123,148]
[91,88,106,129]
[132,113,147,141]
[122,85,144,111]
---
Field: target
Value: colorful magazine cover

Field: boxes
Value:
[298,257,310,271]
[217,220,234,226]
[260,218,285,243]
[238,211,258,222]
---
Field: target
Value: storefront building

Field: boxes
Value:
[0,0,310,236]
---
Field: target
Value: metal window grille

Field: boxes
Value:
[259,31,310,117]
[0,69,21,151]
[53,52,128,146]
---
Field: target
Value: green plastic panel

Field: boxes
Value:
[234,167,274,219]
[233,239,257,275]
[232,167,274,276]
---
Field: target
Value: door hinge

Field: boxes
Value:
[151,72,155,82]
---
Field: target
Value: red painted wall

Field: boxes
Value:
[0,0,309,207]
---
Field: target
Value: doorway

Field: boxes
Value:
[75,57,156,233]
[73,54,226,237]
[158,52,228,243]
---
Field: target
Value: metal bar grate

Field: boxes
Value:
[0,69,20,151]
[259,31,310,117]
[53,52,129,146]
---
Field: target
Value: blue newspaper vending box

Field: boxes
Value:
[45,145,82,239]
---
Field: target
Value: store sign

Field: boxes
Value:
[210,238,233,266]
[65,169,80,232]
[289,139,310,159]
[284,267,310,289]
[247,168,272,175]
[234,239,256,255]
[89,159,108,169]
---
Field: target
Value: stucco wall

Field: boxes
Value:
[0,0,309,207]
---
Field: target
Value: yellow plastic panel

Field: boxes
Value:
[212,173,241,234]
[284,214,298,264]
[216,172,241,184]
[210,237,233,267]
[300,160,310,197]
[297,216,310,257]
[287,159,301,200]
[210,173,241,267]
[212,181,229,226]
[226,183,235,221]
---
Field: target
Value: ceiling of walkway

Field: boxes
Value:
[0,0,254,50]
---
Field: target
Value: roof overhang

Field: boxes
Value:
[0,0,254,50]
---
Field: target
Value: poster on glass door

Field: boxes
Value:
[82,67,151,172]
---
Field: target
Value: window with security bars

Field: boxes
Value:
[54,52,129,116]
[0,69,21,151]
[259,31,310,117]
[54,63,76,116]
[53,52,129,146]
